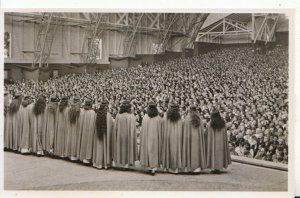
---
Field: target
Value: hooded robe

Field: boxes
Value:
[42,102,58,153]
[93,112,114,168]
[206,122,231,170]
[139,114,162,168]
[20,102,34,153]
[77,108,96,162]
[113,112,137,167]
[54,106,70,157]
[4,97,23,150]
[67,101,81,159]
[161,118,183,172]
[29,102,46,154]
[182,114,207,172]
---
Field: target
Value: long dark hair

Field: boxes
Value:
[119,102,131,114]
[210,112,226,130]
[59,100,68,112]
[33,96,46,116]
[69,100,81,124]
[167,104,181,122]
[147,105,159,118]
[189,107,201,128]
[96,103,108,139]
[9,96,22,114]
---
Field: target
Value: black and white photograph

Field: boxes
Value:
[0,4,297,197]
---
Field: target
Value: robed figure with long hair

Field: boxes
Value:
[30,95,47,155]
[140,101,162,175]
[4,93,23,151]
[42,96,59,154]
[182,105,207,173]
[206,107,231,173]
[93,100,114,169]
[161,102,183,174]
[77,99,96,164]
[113,100,137,168]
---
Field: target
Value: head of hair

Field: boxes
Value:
[119,100,131,114]
[189,105,201,128]
[9,95,23,114]
[147,101,159,118]
[33,95,46,116]
[167,103,181,122]
[69,99,81,124]
[96,100,109,139]
[210,107,225,130]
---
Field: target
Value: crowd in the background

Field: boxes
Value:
[4,45,289,164]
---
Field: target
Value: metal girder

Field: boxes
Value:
[252,13,279,44]
[123,13,144,57]
[197,17,252,42]
[80,13,105,64]
[183,13,209,48]
[156,13,180,53]
[32,13,62,68]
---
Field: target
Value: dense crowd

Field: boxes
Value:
[4,45,289,164]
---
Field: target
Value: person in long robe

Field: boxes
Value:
[19,96,34,154]
[67,97,81,161]
[113,100,137,168]
[140,101,162,175]
[42,96,59,154]
[4,93,23,151]
[54,96,70,158]
[206,107,231,173]
[3,90,11,151]
[93,100,113,169]
[182,105,207,173]
[30,95,47,155]
[77,99,96,164]
[161,102,183,174]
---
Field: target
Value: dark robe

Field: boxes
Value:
[54,107,70,157]
[113,113,137,167]
[77,109,96,162]
[20,103,34,153]
[93,112,114,168]
[182,114,207,172]
[206,122,231,170]
[161,118,183,173]
[140,114,162,169]
[42,102,58,153]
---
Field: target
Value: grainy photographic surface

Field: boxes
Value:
[3,12,288,191]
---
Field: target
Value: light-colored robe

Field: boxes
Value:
[77,109,96,161]
[93,112,114,167]
[54,107,70,157]
[113,113,137,166]
[20,103,34,152]
[206,122,231,170]
[42,102,58,152]
[139,114,162,168]
[182,114,207,172]
[161,118,183,171]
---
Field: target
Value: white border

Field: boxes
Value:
[0,1,299,197]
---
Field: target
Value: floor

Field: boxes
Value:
[4,151,288,191]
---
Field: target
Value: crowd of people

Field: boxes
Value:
[4,44,288,166]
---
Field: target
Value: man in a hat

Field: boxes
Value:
[113,100,137,169]
[42,95,59,155]
[140,101,162,175]
[54,96,70,158]
[93,100,114,169]
[77,99,96,164]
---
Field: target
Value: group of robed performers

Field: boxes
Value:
[4,93,231,176]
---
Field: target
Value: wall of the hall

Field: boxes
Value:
[4,14,164,64]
